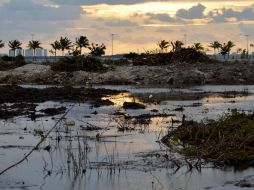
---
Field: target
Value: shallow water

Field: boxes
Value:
[0,85,254,190]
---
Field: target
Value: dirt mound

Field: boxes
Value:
[170,48,211,64]
[51,56,107,72]
[131,48,212,66]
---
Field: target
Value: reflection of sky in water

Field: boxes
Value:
[1,85,254,190]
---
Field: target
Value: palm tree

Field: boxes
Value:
[59,37,72,56]
[89,43,106,56]
[8,40,22,57]
[192,43,204,52]
[250,44,254,59]
[237,48,242,60]
[0,40,4,49]
[158,40,170,53]
[75,36,89,55]
[226,41,235,59]
[220,41,235,59]
[28,40,42,61]
[171,40,184,52]
[209,41,221,57]
[50,40,61,60]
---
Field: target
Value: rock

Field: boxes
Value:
[123,102,146,109]
[235,179,254,187]
[172,69,206,86]
[64,120,75,126]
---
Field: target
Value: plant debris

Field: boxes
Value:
[162,110,254,168]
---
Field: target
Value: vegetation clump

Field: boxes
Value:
[162,110,254,167]
[125,48,212,66]
[0,55,26,70]
[50,56,107,72]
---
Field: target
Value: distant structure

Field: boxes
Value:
[8,50,15,57]
[8,48,48,57]
[25,49,33,57]
[8,49,24,56]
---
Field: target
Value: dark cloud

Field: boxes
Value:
[176,3,206,19]
[146,13,175,22]
[211,7,254,22]
[0,0,82,21]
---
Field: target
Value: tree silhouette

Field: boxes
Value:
[0,40,4,49]
[8,40,22,57]
[158,40,170,53]
[59,37,72,56]
[220,41,235,59]
[75,36,89,55]
[89,43,106,56]
[28,40,42,61]
[209,41,221,57]
[50,40,61,60]
[171,40,184,52]
[192,43,204,52]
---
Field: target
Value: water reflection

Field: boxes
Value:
[1,85,254,190]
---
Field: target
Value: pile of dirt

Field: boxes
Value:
[131,48,212,66]
[51,56,107,72]
[170,48,211,64]
[162,110,254,168]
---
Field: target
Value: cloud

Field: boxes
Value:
[176,3,206,19]
[0,0,82,21]
[51,0,167,5]
[211,6,254,22]
[146,13,175,22]
[105,19,138,27]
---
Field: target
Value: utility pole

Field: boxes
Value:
[111,33,117,57]
[244,34,250,53]
[183,34,187,46]
[31,33,34,41]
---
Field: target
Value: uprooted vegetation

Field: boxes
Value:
[162,110,254,168]
[50,56,107,72]
[125,48,213,66]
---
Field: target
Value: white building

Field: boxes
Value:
[9,50,15,57]
[16,49,23,56]
[25,49,33,57]
[24,48,47,57]
[8,49,24,56]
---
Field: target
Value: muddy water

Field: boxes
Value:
[0,85,254,190]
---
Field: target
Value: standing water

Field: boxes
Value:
[0,85,254,190]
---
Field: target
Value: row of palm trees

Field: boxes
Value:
[157,39,246,59]
[0,36,107,61]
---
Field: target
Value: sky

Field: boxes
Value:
[0,0,254,55]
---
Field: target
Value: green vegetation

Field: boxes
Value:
[8,40,22,57]
[162,110,254,167]
[75,36,89,55]
[28,40,42,61]
[51,56,106,72]
[88,43,106,56]
[124,47,211,65]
